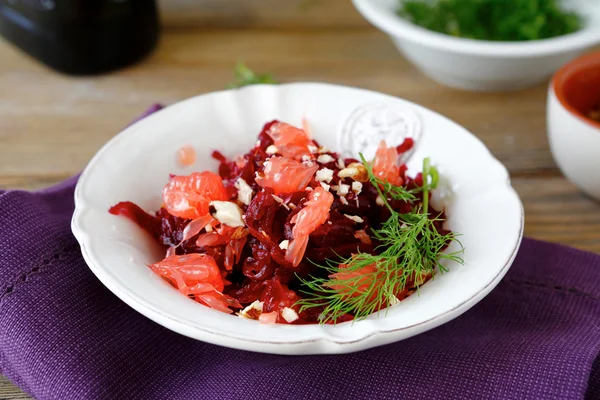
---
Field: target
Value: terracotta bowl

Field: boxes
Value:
[547,51,600,201]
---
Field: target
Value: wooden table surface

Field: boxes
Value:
[1,0,599,398]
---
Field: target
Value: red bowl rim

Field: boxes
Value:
[553,51,600,130]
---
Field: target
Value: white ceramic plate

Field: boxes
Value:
[71,83,524,355]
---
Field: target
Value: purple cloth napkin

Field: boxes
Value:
[1,105,599,400]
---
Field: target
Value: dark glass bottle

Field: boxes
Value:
[0,0,159,75]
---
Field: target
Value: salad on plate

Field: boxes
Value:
[109,120,463,325]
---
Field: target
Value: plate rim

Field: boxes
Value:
[71,82,525,354]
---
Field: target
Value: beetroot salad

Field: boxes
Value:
[109,120,463,325]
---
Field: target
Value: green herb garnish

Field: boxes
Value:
[229,62,277,88]
[295,156,464,324]
[397,0,582,41]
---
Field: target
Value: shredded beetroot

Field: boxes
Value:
[110,120,448,324]
[109,202,161,239]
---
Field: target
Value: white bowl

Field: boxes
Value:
[71,83,524,355]
[547,52,600,201]
[352,0,600,91]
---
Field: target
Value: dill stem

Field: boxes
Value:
[422,157,430,215]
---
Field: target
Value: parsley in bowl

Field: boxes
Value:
[352,0,600,91]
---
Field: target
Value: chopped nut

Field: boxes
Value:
[265,145,278,155]
[337,163,368,182]
[210,201,245,227]
[320,182,331,191]
[235,177,254,206]
[239,300,264,319]
[317,154,335,164]
[338,167,358,179]
[344,214,364,223]
[336,184,350,196]
[282,307,299,323]
[347,162,369,182]
[316,168,334,183]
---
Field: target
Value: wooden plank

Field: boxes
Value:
[0,376,31,400]
[157,0,369,29]
[513,177,600,254]
[0,29,563,182]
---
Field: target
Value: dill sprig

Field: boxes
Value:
[229,62,277,88]
[360,153,417,209]
[295,156,464,324]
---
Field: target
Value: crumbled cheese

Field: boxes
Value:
[282,307,299,323]
[389,296,400,306]
[205,224,213,233]
[279,240,290,250]
[336,183,350,196]
[210,201,245,227]
[338,167,358,179]
[318,146,330,154]
[344,214,364,223]
[265,145,278,155]
[255,140,261,147]
[352,181,363,195]
[308,144,318,154]
[339,196,349,205]
[327,221,332,225]
[316,168,334,183]
[239,300,264,319]
[235,178,254,206]
[376,195,385,206]
[317,154,335,164]
[337,158,345,170]
[305,187,313,191]
[320,182,331,191]
[301,154,313,163]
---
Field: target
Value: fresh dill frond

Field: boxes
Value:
[295,155,464,324]
[229,62,277,88]
[359,153,416,214]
